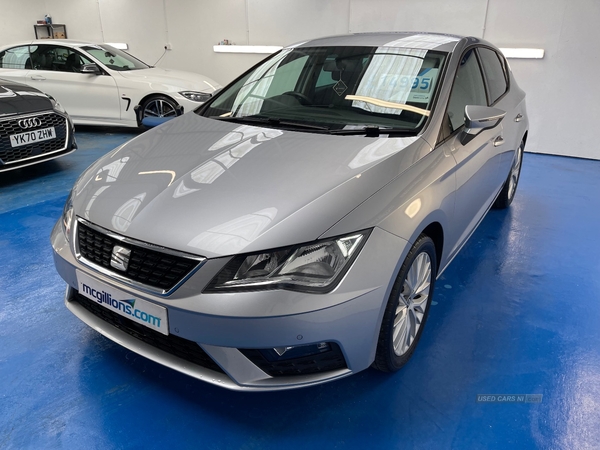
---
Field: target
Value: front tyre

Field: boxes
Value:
[493,140,524,209]
[373,235,437,372]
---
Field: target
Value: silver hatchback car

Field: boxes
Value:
[51,32,528,391]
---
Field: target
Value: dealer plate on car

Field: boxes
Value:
[76,270,169,335]
[10,127,56,148]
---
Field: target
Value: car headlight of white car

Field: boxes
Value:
[179,91,212,102]
[205,230,371,293]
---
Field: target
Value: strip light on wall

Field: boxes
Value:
[499,48,544,59]
[105,43,129,50]
[213,45,283,54]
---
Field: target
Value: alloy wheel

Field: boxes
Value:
[143,99,177,118]
[508,144,523,200]
[393,252,432,356]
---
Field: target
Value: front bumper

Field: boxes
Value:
[0,110,76,172]
[51,220,411,391]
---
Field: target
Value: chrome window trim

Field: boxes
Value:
[74,218,207,297]
[0,110,70,166]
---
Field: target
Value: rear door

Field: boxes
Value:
[477,47,520,175]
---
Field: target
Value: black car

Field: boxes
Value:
[0,78,75,172]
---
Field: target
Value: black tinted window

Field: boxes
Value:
[446,49,487,132]
[478,48,508,104]
[29,45,93,73]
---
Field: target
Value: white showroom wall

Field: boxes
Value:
[1,0,599,159]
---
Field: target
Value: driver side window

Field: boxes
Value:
[29,45,93,73]
[446,49,487,134]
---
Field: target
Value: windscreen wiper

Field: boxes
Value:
[210,115,330,131]
[329,126,415,137]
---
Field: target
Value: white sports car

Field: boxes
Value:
[0,40,221,127]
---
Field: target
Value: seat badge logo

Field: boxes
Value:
[110,245,131,271]
[18,117,42,129]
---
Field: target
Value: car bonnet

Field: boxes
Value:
[117,68,221,93]
[71,113,428,258]
[0,81,53,116]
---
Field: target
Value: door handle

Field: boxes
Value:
[30,75,46,81]
[493,136,504,147]
[514,113,523,122]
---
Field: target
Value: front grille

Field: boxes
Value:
[240,344,347,377]
[73,292,225,374]
[0,112,67,164]
[77,222,200,292]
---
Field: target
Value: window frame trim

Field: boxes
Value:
[475,46,511,107]
[435,44,513,147]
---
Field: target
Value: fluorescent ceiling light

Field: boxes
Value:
[105,43,128,50]
[499,48,544,59]
[213,45,283,54]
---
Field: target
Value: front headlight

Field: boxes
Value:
[205,230,371,293]
[179,91,212,102]
[62,190,74,242]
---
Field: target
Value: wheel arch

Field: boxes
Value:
[134,93,180,126]
[137,92,179,110]
[421,221,444,272]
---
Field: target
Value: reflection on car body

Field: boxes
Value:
[51,32,528,391]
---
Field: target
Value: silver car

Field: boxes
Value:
[51,32,528,391]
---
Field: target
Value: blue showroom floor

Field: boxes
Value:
[1,129,599,449]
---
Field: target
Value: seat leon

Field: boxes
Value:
[51,32,528,391]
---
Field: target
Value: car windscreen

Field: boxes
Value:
[81,45,149,71]
[199,46,447,133]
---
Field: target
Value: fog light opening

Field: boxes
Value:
[265,342,331,361]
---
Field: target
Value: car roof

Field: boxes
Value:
[1,39,100,49]
[289,32,465,52]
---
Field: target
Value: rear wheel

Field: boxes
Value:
[493,140,524,209]
[373,235,437,372]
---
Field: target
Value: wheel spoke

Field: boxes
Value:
[144,98,178,120]
[393,306,409,353]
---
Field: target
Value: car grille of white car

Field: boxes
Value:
[0,112,67,165]
[76,221,202,294]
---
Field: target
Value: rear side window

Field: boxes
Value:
[478,48,508,104]
[0,45,31,69]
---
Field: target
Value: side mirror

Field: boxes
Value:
[80,63,101,75]
[460,105,505,145]
[464,105,506,135]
